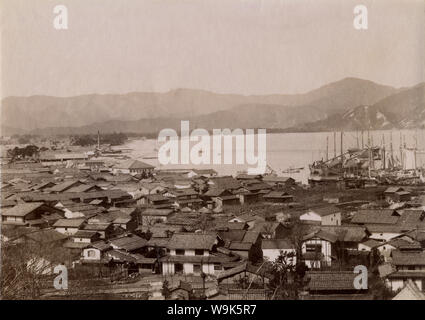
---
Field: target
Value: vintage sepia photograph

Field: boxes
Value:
[1,0,425,304]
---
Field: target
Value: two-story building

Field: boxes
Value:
[161,233,222,276]
[300,206,342,226]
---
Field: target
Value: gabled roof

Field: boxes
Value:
[397,209,425,229]
[303,230,338,243]
[392,250,425,266]
[317,225,367,242]
[203,188,232,197]
[115,159,154,170]
[48,180,81,193]
[168,233,217,250]
[110,234,148,251]
[53,218,85,228]
[365,224,404,234]
[252,221,282,233]
[89,241,111,251]
[263,191,293,198]
[66,184,98,193]
[24,229,68,243]
[217,262,273,281]
[1,202,45,217]
[351,209,399,225]
[385,237,422,250]
[306,271,362,291]
[393,280,425,300]
[309,206,341,217]
[360,239,382,249]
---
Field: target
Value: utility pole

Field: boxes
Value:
[361,130,364,149]
[340,131,344,165]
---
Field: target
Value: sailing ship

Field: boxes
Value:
[309,130,425,186]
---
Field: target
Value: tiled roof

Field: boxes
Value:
[365,224,404,234]
[110,234,148,251]
[217,262,273,280]
[24,228,68,243]
[303,230,338,243]
[168,233,217,250]
[48,180,80,192]
[306,271,361,291]
[53,218,85,228]
[351,209,399,225]
[316,225,367,242]
[1,202,44,217]
[392,250,425,266]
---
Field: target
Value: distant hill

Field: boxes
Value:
[292,83,425,131]
[1,77,398,135]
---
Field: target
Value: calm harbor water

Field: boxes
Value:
[123,129,425,184]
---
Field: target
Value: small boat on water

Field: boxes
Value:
[282,167,304,174]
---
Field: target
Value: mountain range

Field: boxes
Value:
[1,77,423,136]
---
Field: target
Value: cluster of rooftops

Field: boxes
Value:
[1,157,425,299]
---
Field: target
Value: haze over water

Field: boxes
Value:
[124,130,425,184]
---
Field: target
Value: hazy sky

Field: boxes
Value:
[1,0,424,98]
